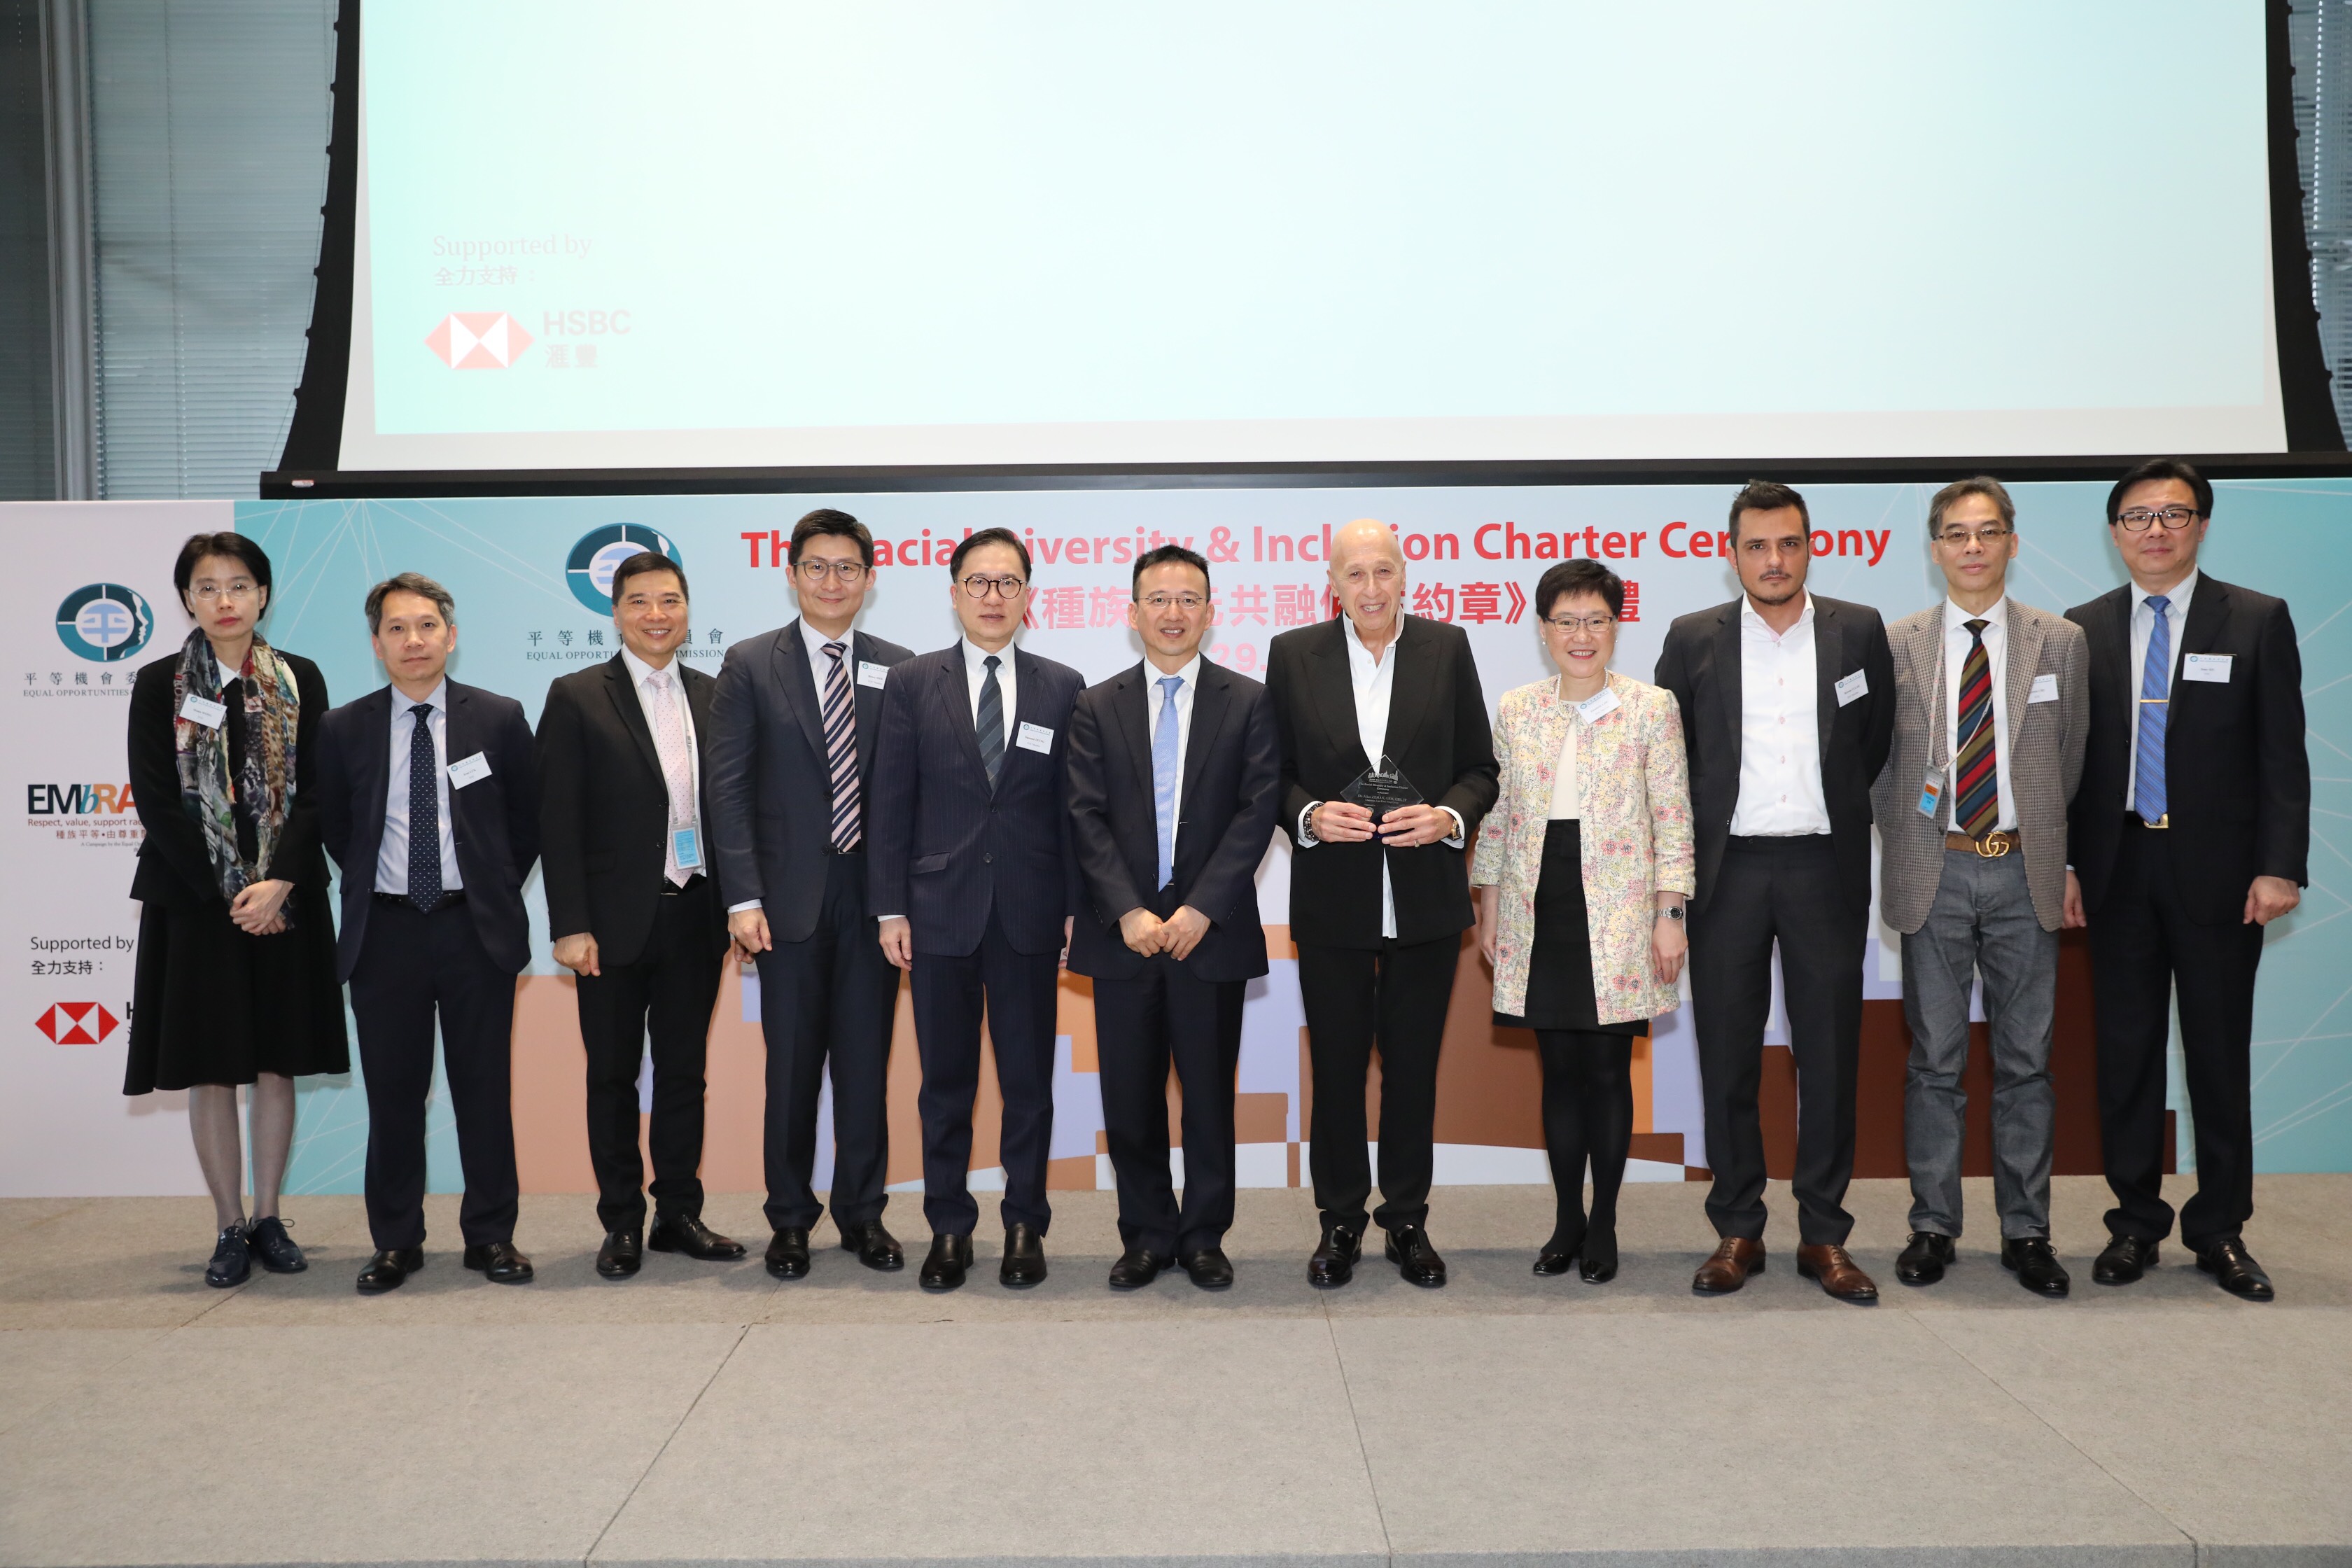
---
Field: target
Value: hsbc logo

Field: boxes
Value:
[425,312,536,369]
[36,1002,120,1044]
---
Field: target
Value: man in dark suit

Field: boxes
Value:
[537,551,744,1279]
[708,509,915,1281]
[1265,517,1498,1290]
[318,573,540,1294]
[1655,482,1895,1303]
[868,526,1084,1292]
[2064,458,2309,1301]
[1068,545,1282,1292]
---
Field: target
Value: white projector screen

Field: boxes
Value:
[337,1,2289,472]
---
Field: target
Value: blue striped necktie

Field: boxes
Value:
[976,654,1005,787]
[2134,595,2170,822]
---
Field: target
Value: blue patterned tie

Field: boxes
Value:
[407,703,442,912]
[1153,675,1182,889]
[2134,596,2170,823]
[976,654,1005,788]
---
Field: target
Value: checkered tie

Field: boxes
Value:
[821,642,862,852]
[1952,619,1998,838]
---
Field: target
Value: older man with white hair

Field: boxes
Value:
[1264,519,1498,1288]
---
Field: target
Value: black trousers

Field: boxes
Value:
[2087,821,2263,1251]
[1093,937,1247,1257]
[1687,835,1866,1247]
[349,895,519,1251]
[1298,933,1458,1233]
[909,905,1059,1236]
[1538,1030,1634,1251]
[575,876,723,1233]
[753,851,899,1233]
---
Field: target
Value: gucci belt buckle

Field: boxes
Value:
[1975,832,2012,860]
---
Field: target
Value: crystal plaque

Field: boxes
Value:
[1341,755,1424,824]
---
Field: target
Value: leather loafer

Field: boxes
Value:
[1384,1224,1448,1287]
[463,1240,534,1284]
[205,1224,253,1289]
[1797,1243,1879,1303]
[649,1211,746,1261]
[596,1229,643,1279]
[1896,1231,1956,1286]
[1692,1236,1765,1294]
[1107,1247,1169,1290]
[2196,1240,2275,1301]
[764,1228,812,1280]
[1309,1224,1362,1289]
[2093,1233,2159,1286]
[246,1215,306,1274]
[1000,1222,1047,1288]
[920,1231,973,1292]
[838,1218,904,1271]
[2001,1236,2071,1297]
[356,1246,423,1294]
[1180,1247,1234,1290]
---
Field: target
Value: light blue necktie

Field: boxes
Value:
[2134,595,2170,822]
[1153,675,1182,889]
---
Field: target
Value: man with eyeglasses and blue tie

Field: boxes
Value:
[1066,545,1282,1292]
[2064,460,2310,1301]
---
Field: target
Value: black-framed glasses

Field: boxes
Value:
[959,573,1028,599]
[794,559,867,583]
[1544,613,1615,634]
[2115,507,2202,531]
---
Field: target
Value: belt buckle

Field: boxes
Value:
[1975,832,2011,859]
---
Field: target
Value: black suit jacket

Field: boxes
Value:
[1066,659,1282,984]
[2066,573,2309,923]
[1653,594,1895,914]
[706,620,913,942]
[535,654,726,968]
[318,680,542,981]
[1265,614,1499,948]
[866,642,1084,958]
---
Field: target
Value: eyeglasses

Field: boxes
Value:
[794,559,868,583]
[1544,614,1615,634]
[1937,526,2012,547]
[1138,592,1208,612]
[188,581,259,602]
[2116,507,2202,531]
[959,574,1028,599]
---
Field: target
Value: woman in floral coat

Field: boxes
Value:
[1473,559,1693,1281]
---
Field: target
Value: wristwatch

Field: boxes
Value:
[1656,905,1686,923]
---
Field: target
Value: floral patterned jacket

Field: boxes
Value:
[1470,671,1695,1024]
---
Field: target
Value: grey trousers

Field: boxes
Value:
[1900,847,2058,1240]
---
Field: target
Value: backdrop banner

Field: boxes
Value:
[4,482,2345,1199]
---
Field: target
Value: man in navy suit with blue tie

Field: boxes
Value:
[318,574,541,1294]
[868,526,1085,1291]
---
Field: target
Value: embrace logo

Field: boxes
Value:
[566,524,684,613]
[35,1002,119,1044]
[55,584,153,662]
[425,312,536,369]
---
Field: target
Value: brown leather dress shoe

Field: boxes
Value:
[1691,1237,1765,1294]
[1797,1243,1879,1303]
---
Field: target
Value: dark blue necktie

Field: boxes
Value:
[976,654,1005,788]
[408,703,442,912]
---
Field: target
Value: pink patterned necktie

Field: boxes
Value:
[648,668,694,886]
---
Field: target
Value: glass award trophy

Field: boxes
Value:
[1343,755,1424,825]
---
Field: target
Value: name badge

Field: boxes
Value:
[671,825,702,869]
[1834,668,1869,707]
[1016,721,1055,755]
[2182,653,2233,684]
[446,751,493,788]
[1574,688,1620,724]
[857,660,890,690]
[2029,672,2059,704]
[178,694,227,729]
[1917,764,1945,819]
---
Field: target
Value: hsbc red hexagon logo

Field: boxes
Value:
[425,312,535,369]
[36,1002,120,1044]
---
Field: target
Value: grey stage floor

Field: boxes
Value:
[3,1175,2348,1567]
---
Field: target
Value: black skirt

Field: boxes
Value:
[1492,819,1644,1036]
[124,884,351,1093]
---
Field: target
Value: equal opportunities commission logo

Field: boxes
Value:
[55,584,153,662]
[566,524,684,613]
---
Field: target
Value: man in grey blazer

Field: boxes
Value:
[1872,477,2087,1296]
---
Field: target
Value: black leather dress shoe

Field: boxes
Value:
[463,1240,535,1283]
[597,1229,643,1279]
[838,1218,904,1271]
[1000,1222,1047,1288]
[1897,1231,1957,1285]
[356,1247,423,1294]
[1578,1233,1618,1284]
[2093,1233,2159,1286]
[1385,1224,1448,1288]
[1107,1247,1169,1290]
[2196,1240,2276,1301]
[765,1228,812,1279]
[1180,1247,1234,1290]
[1310,1224,1362,1288]
[247,1215,306,1274]
[2001,1236,2071,1297]
[920,1231,973,1292]
[205,1224,253,1289]
[650,1211,746,1261]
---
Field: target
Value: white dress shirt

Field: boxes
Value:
[1730,594,1833,836]
[620,644,701,882]
[1939,596,2017,832]
[376,680,463,895]
[2125,568,2196,806]
[732,622,858,915]
[1144,653,1203,837]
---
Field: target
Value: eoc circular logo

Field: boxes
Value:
[566,524,683,613]
[55,584,155,662]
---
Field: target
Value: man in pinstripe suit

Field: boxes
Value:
[1871,477,2087,1296]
